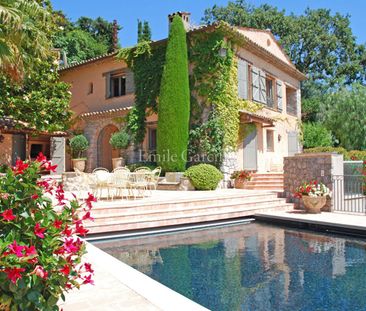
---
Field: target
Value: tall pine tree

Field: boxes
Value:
[157,15,190,172]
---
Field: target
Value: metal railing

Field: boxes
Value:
[332,175,366,214]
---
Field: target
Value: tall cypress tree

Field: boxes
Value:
[157,15,190,172]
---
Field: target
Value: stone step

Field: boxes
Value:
[243,185,284,191]
[89,198,289,218]
[91,191,280,211]
[86,203,294,234]
[245,181,284,185]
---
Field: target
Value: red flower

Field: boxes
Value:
[75,224,89,237]
[85,193,96,209]
[63,238,81,254]
[53,219,63,229]
[1,209,16,221]
[7,241,25,257]
[84,263,94,273]
[34,223,46,239]
[59,264,70,276]
[31,194,39,200]
[82,211,94,222]
[24,245,37,257]
[62,225,72,237]
[36,152,47,163]
[4,267,25,284]
[32,265,48,279]
[12,159,29,175]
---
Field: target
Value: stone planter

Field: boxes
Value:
[179,177,195,191]
[112,157,125,169]
[165,172,184,183]
[234,178,249,189]
[72,158,86,172]
[302,196,327,214]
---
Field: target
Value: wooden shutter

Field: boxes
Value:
[276,80,283,111]
[50,137,65,174]
[259,70,266,104]
[105,72,111,98]
[252,67,260,102]
[125,69,135,94]
[238,58,248,99]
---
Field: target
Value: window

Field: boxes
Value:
[266,130,274,152]
[286,87,297,116]
[30,144,43,158]
[148,128,157,152]
[265,77,275,108]
[109,73,126,98]
[88,82,93,95]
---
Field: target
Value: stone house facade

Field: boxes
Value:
[59,12,306,173]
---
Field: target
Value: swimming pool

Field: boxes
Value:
[94,222,366,311]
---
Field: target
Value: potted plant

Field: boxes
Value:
[294,180,331,213]
[230,170,252,189]
[69,134,89,172]
[109,130,129,169]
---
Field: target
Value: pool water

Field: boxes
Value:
[94,222,366,311]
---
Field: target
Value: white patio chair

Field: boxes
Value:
[111,167,131,200]
[128,171,150,199]
[147,167,161,192]
[93,168,112,199]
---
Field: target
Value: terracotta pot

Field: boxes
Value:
[302,196,327,214]
[112,157,125,169]
[72,159,86,172]
[234,178,248,189]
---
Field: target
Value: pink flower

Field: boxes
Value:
[24,245,37,257]
[63,238,81,254]
[1,209,16,221]
[84,263,94,273]
[83,274,94,285]
[75,224,89,237]
[82,211,94,222]
[32,265,48,279]
[7,241,25,257]
[4,267,25,284]
[36,152,47,163]
[31,194,39,200]
[34,223,46,239]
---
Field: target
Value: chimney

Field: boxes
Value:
[112,20,118,50]
[168,12,191,31]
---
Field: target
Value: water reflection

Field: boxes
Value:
[95,223,366,311]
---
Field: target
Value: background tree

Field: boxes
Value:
[302,123,332,149]
[0,0,53,80]
[137,19,152,43]
[0,0,72,131]
[322,83,366,150]
[157,15,190,172]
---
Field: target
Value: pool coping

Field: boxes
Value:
[255,211,366,238]
[85,242,210,311]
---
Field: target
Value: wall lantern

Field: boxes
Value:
[218,47,227,58]
[278,134,282,142]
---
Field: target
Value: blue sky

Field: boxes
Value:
[52,0,365,47]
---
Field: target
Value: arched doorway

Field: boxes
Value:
[97,124,119,171]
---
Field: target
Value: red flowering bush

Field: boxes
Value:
[0,154,95,310]
[230,170,252,181]
[294,180,330,198]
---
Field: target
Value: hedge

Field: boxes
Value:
[184,164,223,190]
[157,15,190,172]
[304,147,366,161]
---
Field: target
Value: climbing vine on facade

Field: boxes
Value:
[117,42,165,144]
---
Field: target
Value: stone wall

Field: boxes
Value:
[220,151,238,188]
[284,153,343,210]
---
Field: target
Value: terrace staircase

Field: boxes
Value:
[243,173,284,191]
[84,191,293,235]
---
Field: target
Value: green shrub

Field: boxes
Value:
[127,162,157,172]
[157,15,190,172]
[303,122,332,148]
[184,164,223,190]
[109,130,129,150]
[303,147,366,161]
[69,134,89,159]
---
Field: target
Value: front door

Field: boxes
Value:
[97,125,119,171]
[243,127,257,170]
